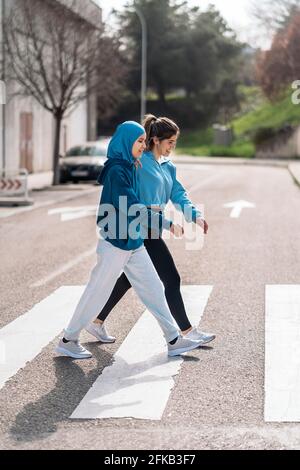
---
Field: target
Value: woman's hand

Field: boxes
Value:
[196,218,208,234]
[170,223,184,238]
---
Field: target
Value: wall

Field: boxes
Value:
[256,126,300,159]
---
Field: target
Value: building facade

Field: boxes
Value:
[0,0,102,175]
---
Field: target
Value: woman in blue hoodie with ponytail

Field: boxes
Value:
[56,121,202,359]
[88,115,216,345]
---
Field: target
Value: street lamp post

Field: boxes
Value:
[104,2,147,124]
[134,4,147,123]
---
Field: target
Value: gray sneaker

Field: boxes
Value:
[85,322,116,343]
[55,339,92,359]
[185,327,216,345]
[168,335,202,357]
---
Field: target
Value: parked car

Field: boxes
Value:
[59,140,110,184]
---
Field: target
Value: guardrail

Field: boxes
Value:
[0,169,34,206]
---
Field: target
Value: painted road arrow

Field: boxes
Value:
[223,200,256,218]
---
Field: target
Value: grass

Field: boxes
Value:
[233,92,300,137]
[176,87,300,158]
[176,141,255,158]
[176,127,255,158]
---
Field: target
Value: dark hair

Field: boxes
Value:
[142,114,180,151]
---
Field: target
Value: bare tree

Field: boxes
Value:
[4,0,126,185]
[250,0,300,34]
[256,11,300,99]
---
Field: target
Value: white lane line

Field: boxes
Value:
[70,285,213,421]
[48,205,97,222]
[0,200,56,218]
[0,188,99,219]
[0,286,85,390]
[31,247,96,288]
[265,285,300,422]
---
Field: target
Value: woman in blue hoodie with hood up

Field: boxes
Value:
[56,121,202,359]
[89,115,215,345]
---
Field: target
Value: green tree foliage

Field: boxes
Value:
[115,0,243,128]
[179,6,243,123]
[119,0,185,105]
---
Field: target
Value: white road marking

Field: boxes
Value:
[0,200,56,218]
[265,285,300,422]
[48,206,97,222]
[0,188,99,219]
[70,285,213,421]
[0,286,85,391]
[223,200,256,218]
[31,247,96,288]
[0,341,5,365]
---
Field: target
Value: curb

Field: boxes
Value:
[288,163,300,188]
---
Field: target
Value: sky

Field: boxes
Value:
[96,0,268,48]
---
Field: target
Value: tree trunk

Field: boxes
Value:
[52,112,63,186]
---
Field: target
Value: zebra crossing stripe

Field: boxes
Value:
[265,285,300,422]
[70,285,213,421]
[0,286,85,390]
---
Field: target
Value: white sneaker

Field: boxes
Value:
[167,335,202,357]
[85,322,116,343]
[185,327,216,345]
[55,339,92,359]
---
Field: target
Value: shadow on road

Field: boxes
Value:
[9,343,205,443]
[9,343,113,443]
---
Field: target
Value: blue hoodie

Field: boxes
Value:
[136,151,202,223]
[97,122,172,251]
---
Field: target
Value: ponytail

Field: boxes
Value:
[143,114,158,150]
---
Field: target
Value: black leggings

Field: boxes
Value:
[97,236,192,332]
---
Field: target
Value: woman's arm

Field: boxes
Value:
[111,167,173,232]
[170,165,203,223]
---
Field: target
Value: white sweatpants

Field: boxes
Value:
[64,239,179,343]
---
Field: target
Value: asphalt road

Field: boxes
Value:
[1,162,300,450]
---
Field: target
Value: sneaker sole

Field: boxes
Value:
[168,341,202,357]
[55,346,92,359]
[85,328,116,344]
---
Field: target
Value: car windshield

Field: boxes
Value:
[66,146,107,157]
